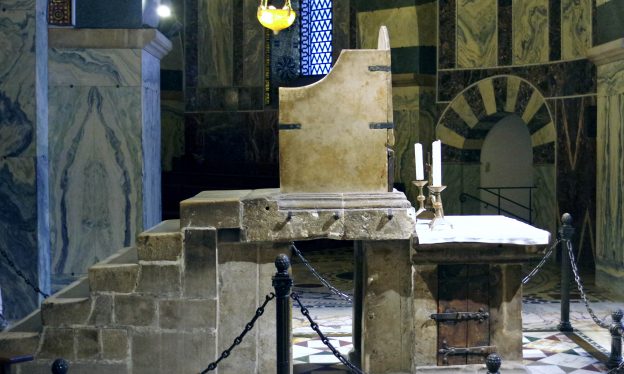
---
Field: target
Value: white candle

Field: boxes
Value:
[432,140,442,186]
[414,143,424,180]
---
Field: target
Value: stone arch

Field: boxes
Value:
[436,75,556,164]
[436,75,557,232]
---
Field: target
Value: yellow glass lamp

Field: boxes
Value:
[257,0,296,34]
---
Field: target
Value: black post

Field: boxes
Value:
[485,353,501,374]
[273,254,293,374]
[607,309,624,370]
[51,358,69,374]
[558,213,574,332]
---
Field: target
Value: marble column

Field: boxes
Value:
[588,40,624,297]
[47,29,171,283]
[0,0,49,320]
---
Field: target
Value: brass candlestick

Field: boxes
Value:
[412,180,432,218]
[427,185,453,230]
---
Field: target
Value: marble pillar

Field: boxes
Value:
[588,40,624,297]
[47,29,171,281]
[0,0,49,319]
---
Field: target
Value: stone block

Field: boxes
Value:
[101,328,129,360]
[38,327,74,359]
[180,190,250,229]
[41,297,90,326]
[182,228,217,298]
[412,265,438,366]
[489,264,523,361]
[159,299,217,330]
[75,328,100,359]
[114,295,156,326]
[136,220,182,261]
[89,264,139,293]
[0,332,40,356]
[87,295,113,326]
[131,331,216,374]
[136,262,181,296]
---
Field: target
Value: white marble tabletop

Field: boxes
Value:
[415,215,551,245]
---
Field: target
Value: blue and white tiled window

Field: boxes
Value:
[300,0,333,76]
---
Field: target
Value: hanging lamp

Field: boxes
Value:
[257,0,296,34]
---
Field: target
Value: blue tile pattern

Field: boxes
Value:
[300,0,333,76]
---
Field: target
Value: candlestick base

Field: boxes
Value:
[427,185,453,231]
[412,180,434,219]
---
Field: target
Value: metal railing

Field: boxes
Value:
[460,186,535,223]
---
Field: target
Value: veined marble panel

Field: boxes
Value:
[142,50,160,92]
[533,164,557,236]
[198,0,233,87]
[0,9,37,158]
[48,86,143,276]
[48,49,143,87]
[142,85,162,230]
[161,100,185,172]
[242,0,264,87]
[596,0,611,5]
[358,4,436,49]
[0,157,39,319]
[596,94,624,266]
[597,60,624,97]
[512,0,549,64]
[561,0,591,60]
[2,0,35,10]
[457,0,497,68]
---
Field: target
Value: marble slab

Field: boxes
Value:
[48,85,143,276]
[456,0,497,68]
[513,0,549,64]
[561,0,592,60]
[198,0,233,87]
[358,5,435,49]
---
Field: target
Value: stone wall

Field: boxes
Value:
[0,0,49,319]
[435,0,597,256]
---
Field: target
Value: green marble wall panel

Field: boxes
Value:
[48,84,143,276]
[198,0,233,87]
[443,163,480,216]
[392,86,436,203]
[561,0,592,60]
[358,4,436,49]
[596,93,624,270]
[533,164,557,235]
[333,0,352,63]
[596,0,624,45]
[512,0,549,64]
[161,100,185,172]
[597,60,624,97]
[242,0,264,87]
[456,0,497,68]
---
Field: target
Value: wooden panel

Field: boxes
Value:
[437,265,468,365]
[466,265,490,364]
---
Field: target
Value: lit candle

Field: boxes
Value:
[414,143,424,180]
[432,140,442,186]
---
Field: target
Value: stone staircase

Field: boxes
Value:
[0,219,201,373]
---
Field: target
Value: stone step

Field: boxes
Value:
[0,332,40,356]
[89,264,140,293]
[136,219,182,261]
[41,297,91,327]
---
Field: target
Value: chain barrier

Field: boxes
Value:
[290,243,353,303]
[522,239,561,285]
[607,360,624,374]
[0,245,49,299]
[565,240,612,329]
[200,292,276,373]
[291,292,366,374]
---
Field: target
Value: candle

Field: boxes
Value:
[432,140,442,186]
[414,143,424,180]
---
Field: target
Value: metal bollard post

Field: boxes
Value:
[51,358,69,374]
[485,353,501,374]
[607,309,624,370]
[558,213,574,332]
[273,254,293,374]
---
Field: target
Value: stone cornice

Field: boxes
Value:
[588,38,624,66]
[48,28,172,59]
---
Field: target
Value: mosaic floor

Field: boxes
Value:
[290,243,621,374]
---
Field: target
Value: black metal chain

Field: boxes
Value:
[522,239,560,285]
[291,292,366,374]
[291,243,353,303]
[200,292,276,374]
[565,240,612,329]
[0,245,49,298]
